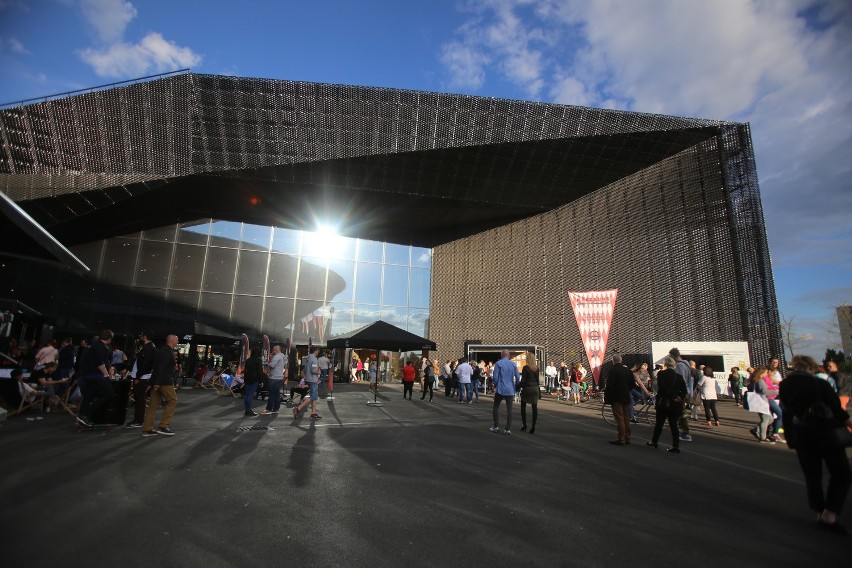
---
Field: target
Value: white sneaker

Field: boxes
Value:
[505,430,511,436]
[489,426,499,433]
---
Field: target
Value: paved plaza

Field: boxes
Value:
[1,383,849,567]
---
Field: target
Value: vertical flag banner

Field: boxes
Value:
[569,289,618,385]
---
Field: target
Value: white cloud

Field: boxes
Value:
[80,0,137,43]
[440,41,489,90]
[80,31,201,77]
[6,36,27,54]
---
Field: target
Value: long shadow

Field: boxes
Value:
[286,423,317,487]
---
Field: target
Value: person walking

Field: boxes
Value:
[545,361,557,395]
[141,334,179,437]
[698,366,720,426]
[490,349,519,435]
[75,330,115,427]
[746,367,775,443]
[126,330,156,428]
[779,355,852,534]
[260,344,286,415]
[728,366,743,406]
[470,362,482,403]
[646,356,687,453]
[456,358,473,404]
[442,360,452,397]
[670,348,693,442]
[242,344,264,417]
[605,354,634,445]
[519,351,540,434]
[293,345,322,420]
[401,359,415,400]
[420,357,435,402]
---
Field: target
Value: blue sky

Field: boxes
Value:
[1,0,850,358]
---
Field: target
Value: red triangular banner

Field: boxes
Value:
[569,289,618,385]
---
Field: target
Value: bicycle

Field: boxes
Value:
[602,393,656,426]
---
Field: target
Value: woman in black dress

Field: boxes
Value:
[519,351,540,434]
[647,356,687,453]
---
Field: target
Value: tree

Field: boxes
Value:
[779,312,807,361]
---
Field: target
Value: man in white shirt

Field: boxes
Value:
[456,359,473,404]
[260,345,286,415]
[545,361,557,395]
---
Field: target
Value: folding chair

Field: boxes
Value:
[0,377,46,416]
[216,373,242,398]
[195,369,216,390]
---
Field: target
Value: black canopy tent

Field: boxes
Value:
[326,320,436,351]
[326,320,436,405]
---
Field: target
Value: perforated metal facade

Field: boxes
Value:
[0,73,781,363]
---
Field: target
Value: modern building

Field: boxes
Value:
[838,305,852,356]
[0,72,783,369]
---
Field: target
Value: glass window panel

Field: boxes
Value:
[356,239,382,263]
[408,308,430,337]
[301,231,355,260]
[328,236,356,260]
[235,250,268,295]
[232,295,263,334]
[102,238,138,287]
[385,243,410,265]
[409,268,430,308]
[267,253,298,298]
[171,244,206,291]
[240,224,271,251]
[199,292,232,324]
[136,240,173,289]
[411,247,432,268]
[296,257,327,301]
[143,224,177,243]
[293,300,328,343]
[203,248,238,293]
[382,265,408,306]
[271,228,301,255]
[70,241,104,275]
[354,262,381,304]
[209,221,242,247]
[327,259,354,302]
[262,297,294,338]
[353,304,383,331]
[327,302,354,337]
[178,221,210,245]
[379,305,407,330]
[169,290,199,312]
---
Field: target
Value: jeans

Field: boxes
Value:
[266,378,284,412]
[420,378,434,401]
[702,399,719,422]
[652,408,681,449]
[628,389,644,420]
[458,382,470,402]
[493,393,513,431]
[470,379,480,401]
[767,398,783,434]
[520,402,537,430]
[794,428,852,514]
[244,382,259,412]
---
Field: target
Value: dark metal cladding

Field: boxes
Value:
[0,72,782,365]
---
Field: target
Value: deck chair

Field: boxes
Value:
[216,373,242,398]
[195,369,216,390]
[0,377,46,416]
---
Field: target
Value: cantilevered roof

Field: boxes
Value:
[0,72,734,248]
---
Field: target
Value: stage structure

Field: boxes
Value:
[0,72,782,367]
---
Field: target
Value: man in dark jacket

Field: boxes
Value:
[76,330,114,427]
[242,343,264,417]
[126,330,156,428]
[605,354,634,445]
[142,334,178,437]
[779,355,852,533]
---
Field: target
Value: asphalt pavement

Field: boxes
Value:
[1,382,850,567]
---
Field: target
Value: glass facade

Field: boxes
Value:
[69,219,431,343]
